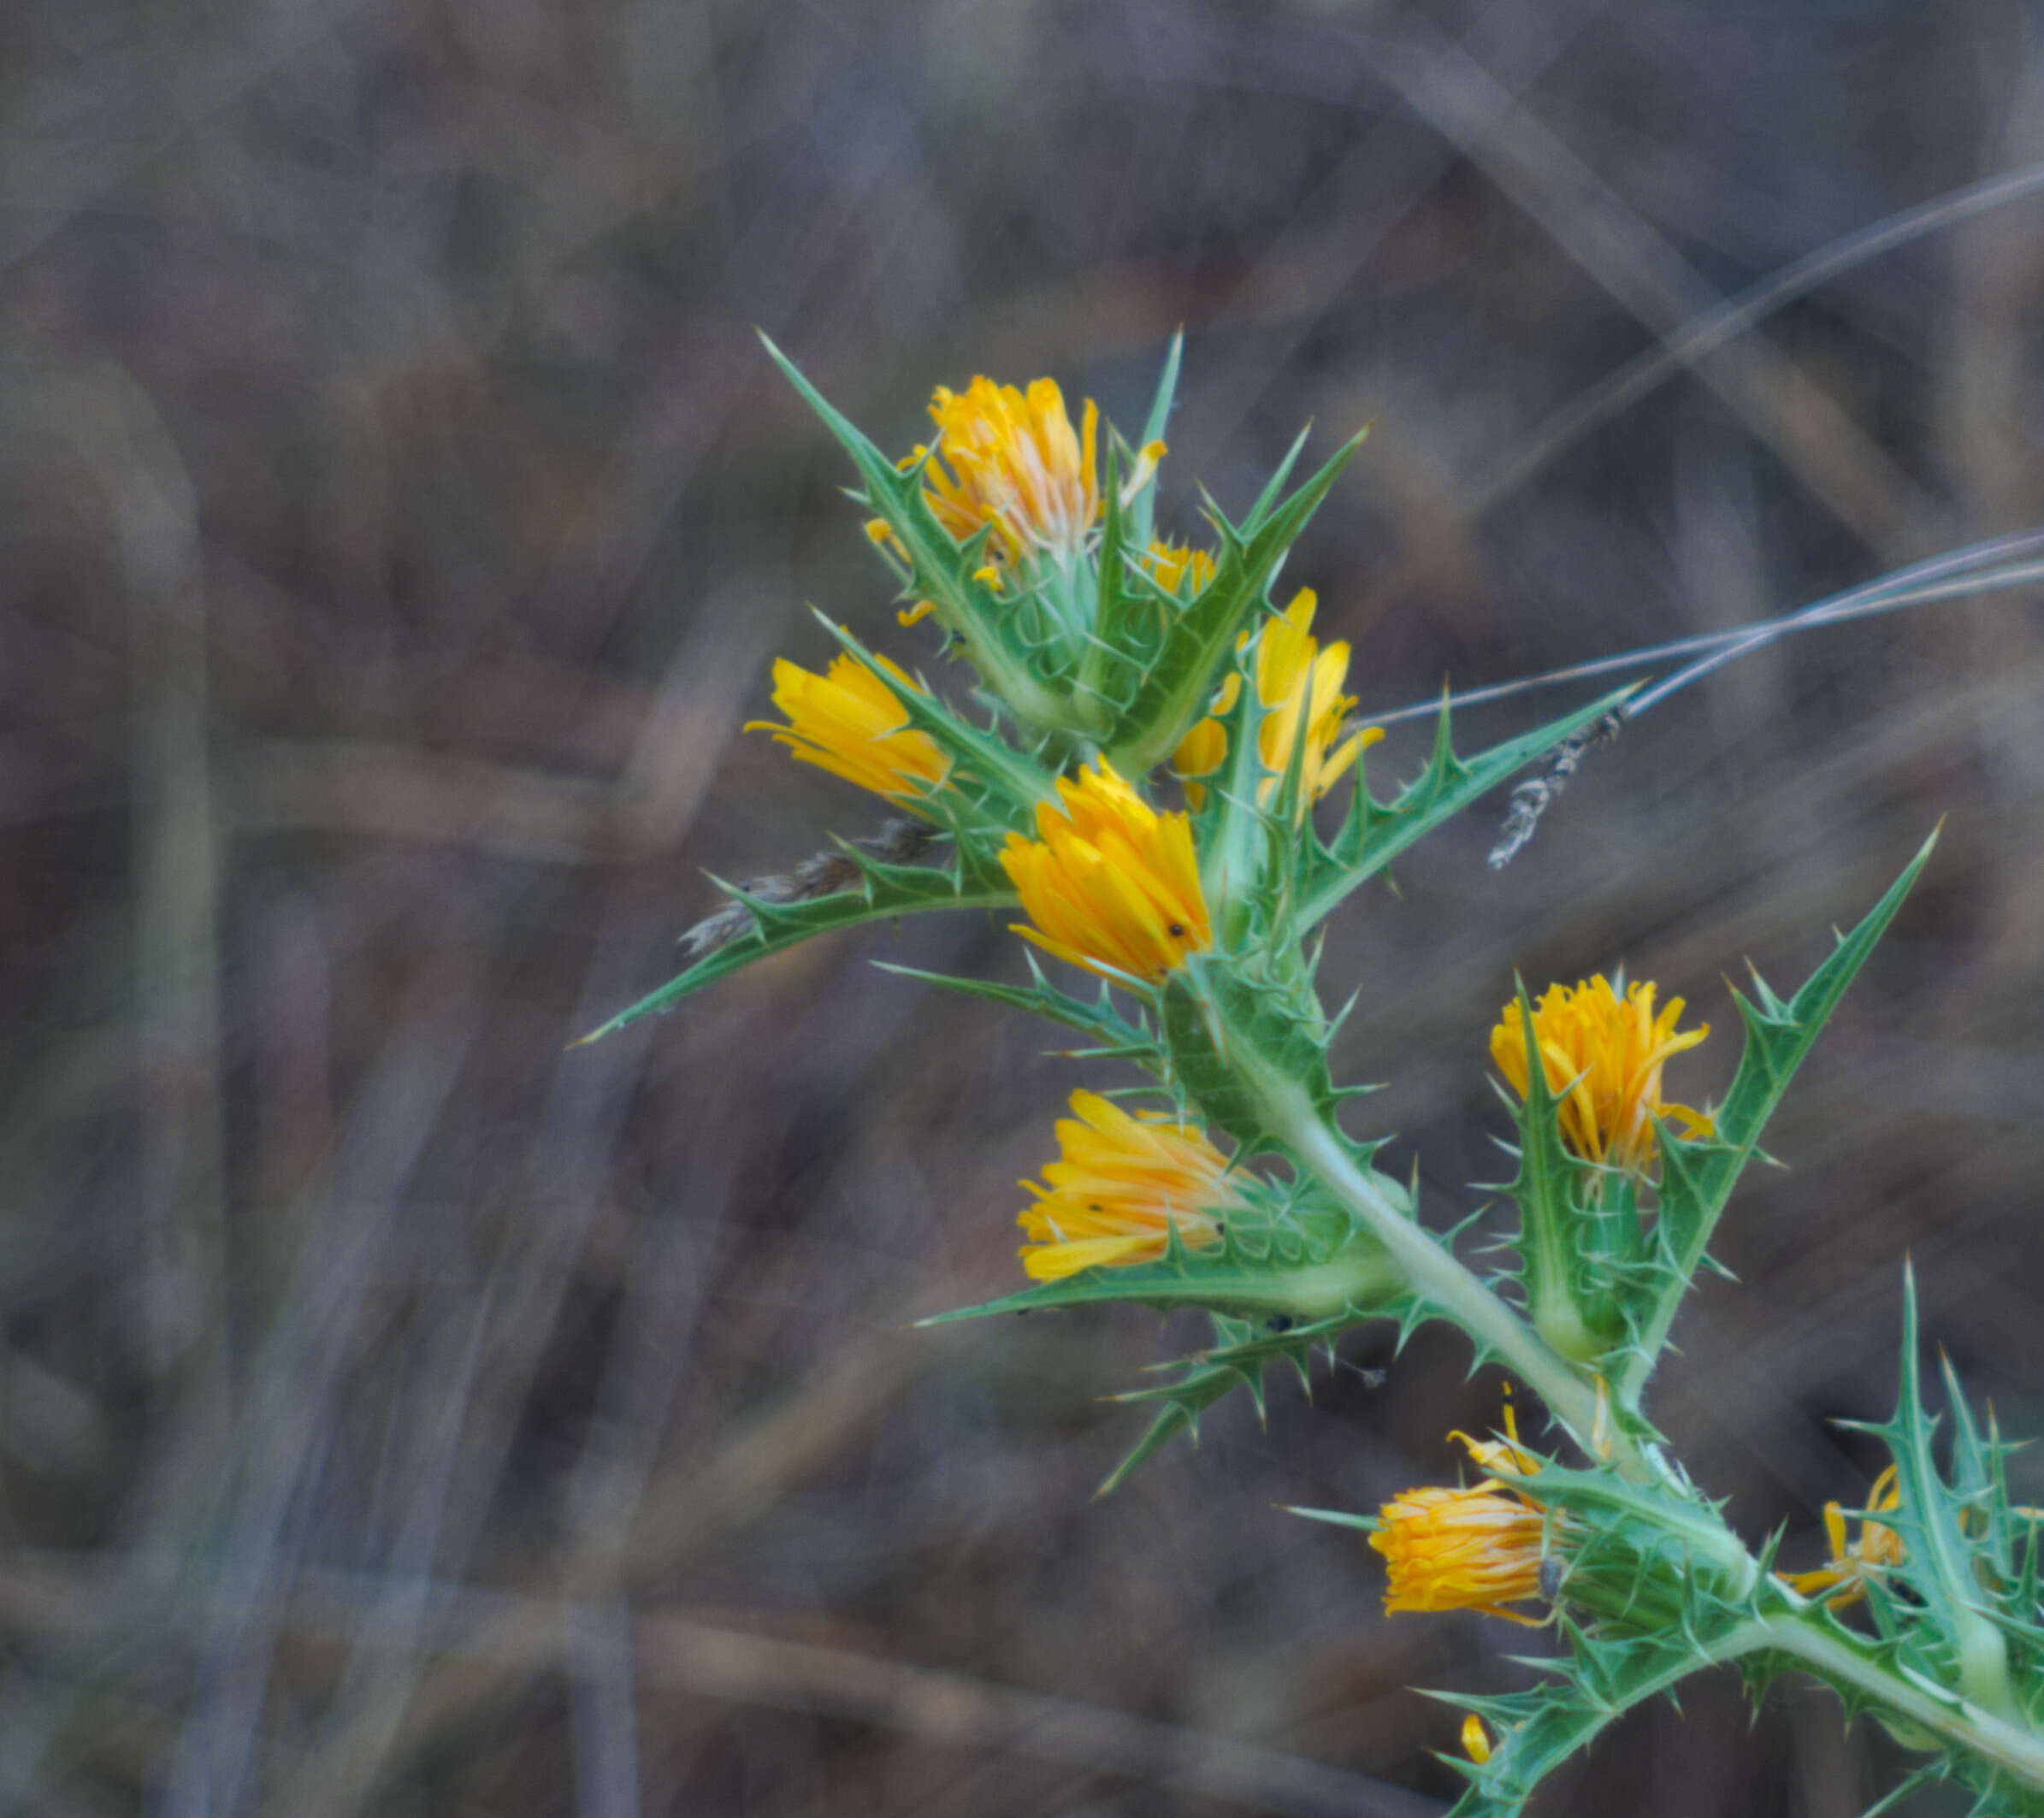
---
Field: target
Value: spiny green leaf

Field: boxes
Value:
[1875,1266,2018,1715]
[1105,428,1365,774]
[577,859,1014,1042]
[1297,685,1637,932]
[1508,1457,1754,1598]
[757,333,1085,730]
[1859,1766,1950,1818]
[1161,953,1338,1148]
[814,614,1054,818]
[1189,626,1279,943]
[1496,977,1628,1365]
[1285,1503,1379,1536]
[1125,329,1182,552]
[1238,422,1314,538]
[1095,1392,1220,1497]
[1093,1305,1389,1495]
[917,1219,1398,1327]
[954,1291,1369,1500]
[1442,1630,1730,1818]
[1616,829,1939,1407]
[1123,1305,1364,1383]
[1076,439,1142,713]
[871,961,1156,1056]
[1214,623,1323,938]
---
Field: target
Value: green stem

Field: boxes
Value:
[1762,1614,2044,1792]
[1261,1083,1616,1461]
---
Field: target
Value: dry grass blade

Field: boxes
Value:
[623,1614,1443,1818]
[1466,157,2044,514]
[1351,17,1932,552]
[274,1328,932,1817]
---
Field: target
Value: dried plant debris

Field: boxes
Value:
[681,818,940,957]
[1488,711,1626,871]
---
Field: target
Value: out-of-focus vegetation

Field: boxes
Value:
[4,2,2043,1811]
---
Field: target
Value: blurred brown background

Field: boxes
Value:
[5,1,2044,1812]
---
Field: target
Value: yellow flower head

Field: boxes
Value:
[1145,539,1216,599]
[1490,976,1713,1175]
[1781,1467,1905,1608]
[1371,1479,1551,1623]
[1015,1089,1239,1280]
[1461,1715,1494,1765]
[1170,592,1383,812]
[999,762,1212,984]
[747,652,949,809]
[1373,1403,1566,1624]
[920,376,1100,566]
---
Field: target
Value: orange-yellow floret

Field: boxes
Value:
[1170,592,1382,812]
[1491,976,1712,1175]
[1781,1467,1905,1608]
[1371,1480,1551,1622]
[999,762,1211,984]
[1146,540,1217,598]
[922,376,1101,565]
[1015,1089,1238,1280]
[747,652,949,808]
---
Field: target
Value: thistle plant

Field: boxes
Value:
[584,339,2044,1815]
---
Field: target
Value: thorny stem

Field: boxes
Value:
[1272,1019,2044,1792]
[1260,1082,1622,1467]
[1762,1614,2044,1793]
[1521,1611,2044,1795]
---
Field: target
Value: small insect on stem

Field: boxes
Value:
[1488,710,1626,870]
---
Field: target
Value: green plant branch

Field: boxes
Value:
[1261,1082,1616,1462]
[1762,1613,2044,1793]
